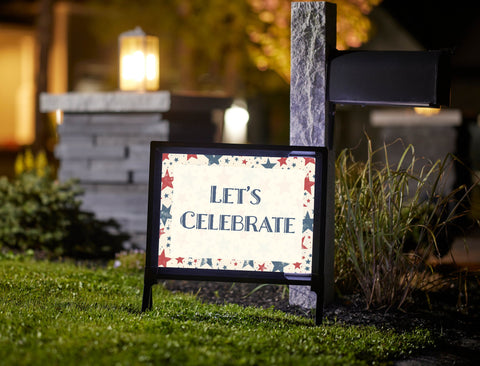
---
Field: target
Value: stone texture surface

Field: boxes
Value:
[40,92,231,250]
[54,112,168,249]
[289,1,337,309]
[288,284,318,309]
[380,125,458,196]
[40,91,170,113]
[290,1,333,148]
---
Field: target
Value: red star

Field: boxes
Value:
[158,250,171,267]
[304,176,314,194]
[278,157,288,166]
[293,262,302,269]
[301,237,307,249]
[159,228,165,237]
[304,157,315,166]
[162,170,174,189]
[162,153,169,161]
[258,263,266,271]
[242,159,248,165]
[187,154,197,160]
[176,257,184,264]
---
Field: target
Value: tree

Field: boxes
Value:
[247,0,383,83]
[90,0,382,93]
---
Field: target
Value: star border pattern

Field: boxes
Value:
[158,153,315,274]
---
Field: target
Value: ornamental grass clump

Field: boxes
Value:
[335,138,469,310]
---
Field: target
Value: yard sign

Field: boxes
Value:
[142,1,450,324]
[142,142,328,322]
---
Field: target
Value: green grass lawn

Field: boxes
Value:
[0,255,434,365]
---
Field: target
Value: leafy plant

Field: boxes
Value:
[14,148,49,177]
[0,172,129,259]
[110,249,145,273]
[89,0,382,92]
[334,137,470,310]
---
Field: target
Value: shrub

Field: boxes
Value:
[110,249,146,273]
[0,172,129,259]
[334,137,470,310]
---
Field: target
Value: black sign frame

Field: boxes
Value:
[141,142,328,324]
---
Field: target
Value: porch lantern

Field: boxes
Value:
[119,27,159,91]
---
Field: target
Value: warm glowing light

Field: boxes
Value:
[414,107,441,116]
[223,101,250,143]
[121,51,145,82]
[119,27,159,91]
[55,109,64,125]
[146,54,157,81]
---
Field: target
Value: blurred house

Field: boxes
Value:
[0,0,479,178]
[0,0,37,175]
[334,2,480,207]
[0,0,113,176]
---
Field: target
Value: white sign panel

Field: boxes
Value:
[158,153,316,274]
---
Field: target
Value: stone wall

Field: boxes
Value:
[56,112,169,248]
[370,108,463,196]
[41,92,231,249]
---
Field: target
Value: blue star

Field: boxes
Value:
[242,260,254,269]
[160,204,172,225]
[272,261,288,272]
[303,212,314,233]
[225,158,230,164]
[206,155,221,165]
[306,259,311,264]
[201,258,213,268]
[262,159,276,169]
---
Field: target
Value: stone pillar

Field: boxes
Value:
[40,91,231,249]
[289,1,336,308]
